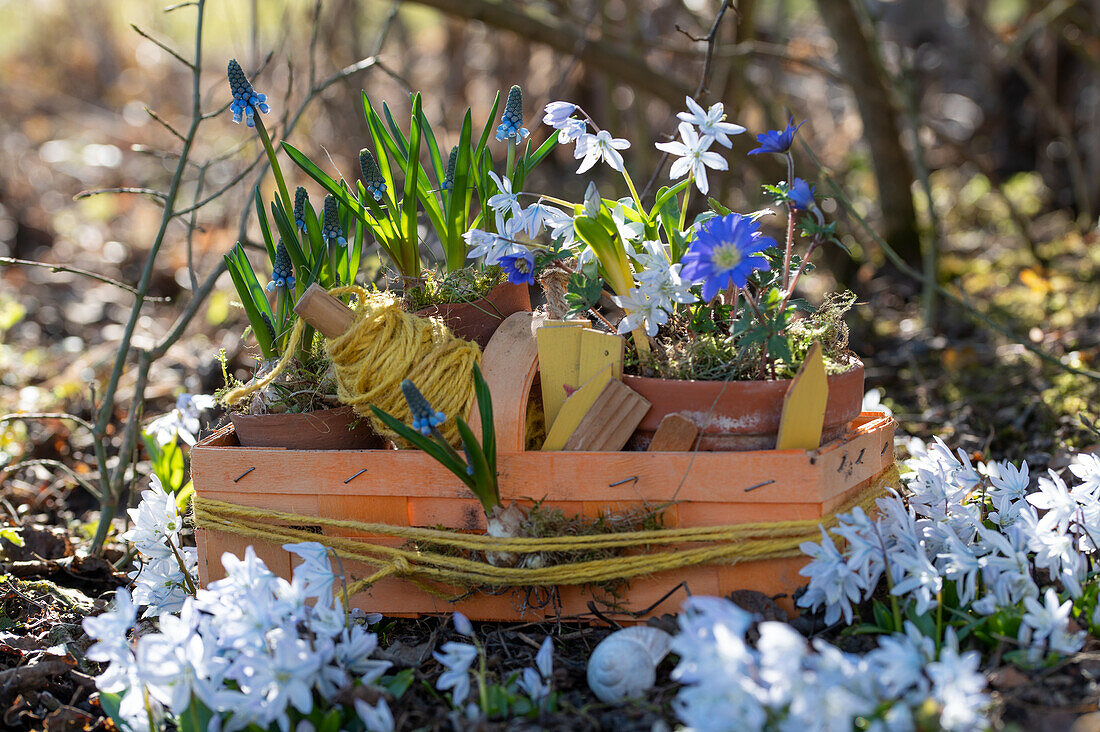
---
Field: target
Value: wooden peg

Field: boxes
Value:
[647,413,699,452]
[776,341,829,450]
[293,283,354,338]
[561,379,651,452]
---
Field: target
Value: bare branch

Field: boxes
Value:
[73,187,167,204]
[1,459,103,502]
[0,412,95,434]
[145,106,187,142]
[130,23,195,69]
[0,257,172,302]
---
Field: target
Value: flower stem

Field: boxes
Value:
[782,204,795,291]
[679,177,692,232]
[621,169,648,223]
[506,139,517,181]
[253,115,293,217]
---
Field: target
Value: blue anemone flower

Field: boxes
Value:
[747,118,804,156]
[358,149,387,202]
[227,59,269,128]
[266,240,295,292]
[401,379,446,435]
[498,250,536,286]
[681,213,776,301]
[788,178,816,211]
[321,194,346,248]
[293,187,309,233]
[495,85,530,142]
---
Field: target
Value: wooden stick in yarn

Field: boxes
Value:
[294,283,355,338]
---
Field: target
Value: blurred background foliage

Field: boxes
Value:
[0,0,1097,520]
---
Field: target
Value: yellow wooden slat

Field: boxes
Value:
[776,341,829,450]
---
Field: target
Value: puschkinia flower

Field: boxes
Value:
[677,97,745,148]
[359,148,387,202]
[227,59,269,127]
[499,249,536,286]
[293,187,309,232]
[518,636,553,703]
[355,698,395,732]
[433,642,478,707]
[496,85,530,141]
[143,393,214,447]
[400,379,446,435]
[655,121,728,195]
[748,117,805,155]
[266,240,295,292]
[787,177,816,211]
[680,213,775,301]
[321,194,346,248]
[670,597,989,732]
[575,130,631,173]
[487,172,522,218]
[542,101,577,129]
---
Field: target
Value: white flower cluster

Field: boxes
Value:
[799,438,1097,661]
[85,540,392,732]
[671,596,990,732]
[123,476,197,617]
[462,170,575,266]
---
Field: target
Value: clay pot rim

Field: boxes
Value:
[623,355,864,387]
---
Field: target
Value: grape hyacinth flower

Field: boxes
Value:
[677,97,745,148]
[654,121,728,195]
[442,145,459,191]
[788,177,816,211]
[321,194,346,248]
[496,84,530,142]
[498,250,536,286]
[748,117,805,155]
[293,187,309,232]
[401,379,446,436]
[227,59,269,127]
[680,213,776,301]
[359,149,387,202]
[266,240,295,292]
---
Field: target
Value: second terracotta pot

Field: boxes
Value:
[414,282,531,349]
[230,406,385,450]
[624,359,865,451]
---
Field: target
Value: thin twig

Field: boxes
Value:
[144,106,187,143]
[1,460,103,502]
[0,257,171,302]
[73,187,167,203]
[0,412,95,434]
[641,0,734,201]
[129,23,195,70]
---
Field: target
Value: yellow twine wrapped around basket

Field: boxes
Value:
[193,465,899,601]
[220,285,481,445]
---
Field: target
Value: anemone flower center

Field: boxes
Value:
[711,242,742,271]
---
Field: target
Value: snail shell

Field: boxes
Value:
[586,626,672,703]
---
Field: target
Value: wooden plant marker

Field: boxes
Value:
[647,413,699,452]
[537,322,624,432]
[541,365,615,451]
[776,341,829,450]
[560,379,651,452]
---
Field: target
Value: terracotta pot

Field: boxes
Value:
[230,406,385,450]
[623,359,865,451]
[414,282,531,348]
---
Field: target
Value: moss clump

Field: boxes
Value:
[402,266,505,311]
[627,291,858,381]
